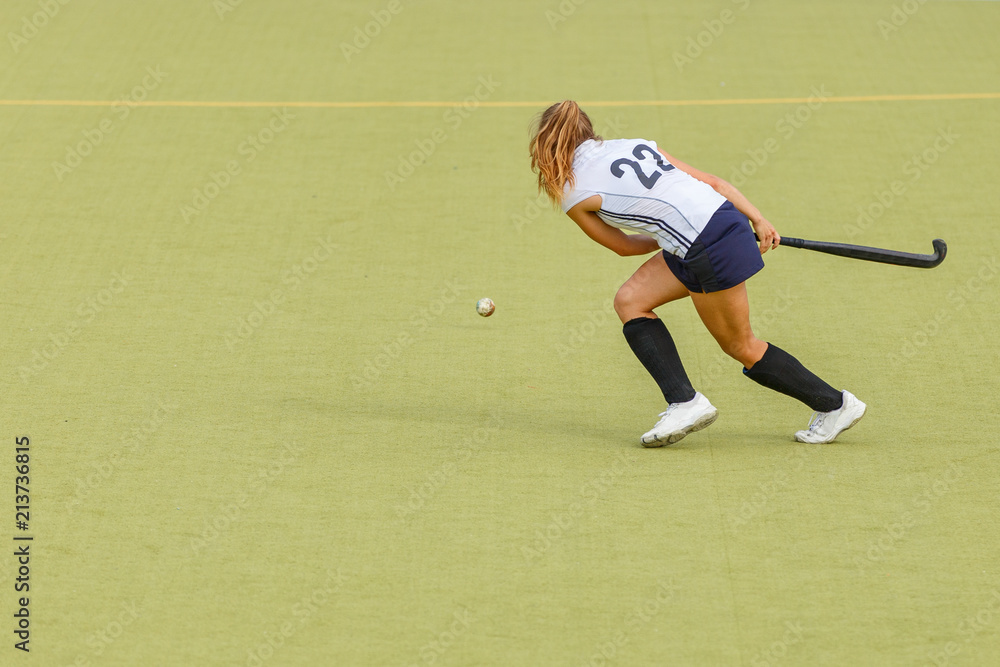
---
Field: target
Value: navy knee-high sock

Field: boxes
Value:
[743,343,843,412]
[622,317,696,404]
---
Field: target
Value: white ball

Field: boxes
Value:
[476,298,495,317]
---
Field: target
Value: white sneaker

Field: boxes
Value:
[794,390,867,444]
[640,392,718,447]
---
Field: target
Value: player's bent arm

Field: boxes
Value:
[658,149,781,252]
[566,196,660,257]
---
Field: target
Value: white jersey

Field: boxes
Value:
[561,138,727,256]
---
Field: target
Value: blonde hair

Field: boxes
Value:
[529,101,600,204]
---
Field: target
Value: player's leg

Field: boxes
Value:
[615,252,694,405]
[687,282,767,368]
[615,253,717,446]
[689,282,865,442]
[613,251,690,323]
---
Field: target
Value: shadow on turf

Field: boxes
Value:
[326,393,867,452]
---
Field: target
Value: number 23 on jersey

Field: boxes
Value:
[610,143,675,189]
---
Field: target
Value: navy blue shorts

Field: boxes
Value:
[662,201,764,293]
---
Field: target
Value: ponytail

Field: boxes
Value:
[529,100,600,205]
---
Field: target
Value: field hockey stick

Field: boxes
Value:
[755,232,948,269]
[778,237,948,269]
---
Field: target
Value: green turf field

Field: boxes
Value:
[2,0,999,665]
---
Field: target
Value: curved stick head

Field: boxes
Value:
[930,239,948,267]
